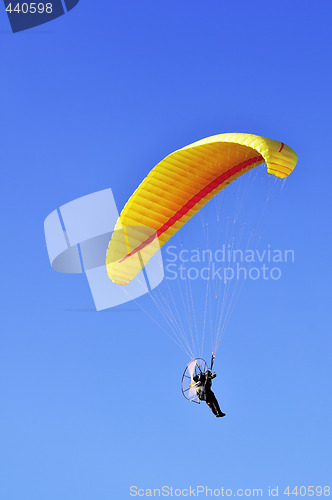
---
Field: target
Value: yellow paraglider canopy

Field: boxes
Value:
[106,133,297,285]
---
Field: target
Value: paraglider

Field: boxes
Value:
[193,371,225,418]
[106,133,297,286]
[106,133,298,416]
[181,356,225,417]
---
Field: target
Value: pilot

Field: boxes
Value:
[193,370,226,418]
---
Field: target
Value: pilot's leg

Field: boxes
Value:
[205,390,226,418]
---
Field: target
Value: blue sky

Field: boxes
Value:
[0,1,331,499]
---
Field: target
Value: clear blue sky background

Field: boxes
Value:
[0,1,331,499]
